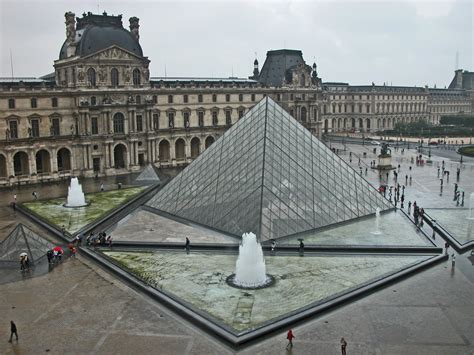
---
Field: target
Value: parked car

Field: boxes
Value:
[370,141,381,145]
[428,141,439,145]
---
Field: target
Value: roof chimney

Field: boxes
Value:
[129,17,140,41]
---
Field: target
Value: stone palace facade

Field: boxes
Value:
[0,11,472,186]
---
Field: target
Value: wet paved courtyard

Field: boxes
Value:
[0,149,473,353]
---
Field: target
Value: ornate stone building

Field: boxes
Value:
[0,11,471,186]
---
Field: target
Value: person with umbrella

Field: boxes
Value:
[19,252,28,271]
[53,246,64,263]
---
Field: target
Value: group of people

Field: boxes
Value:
[46,248,64,264]
[286,329,347,354]
[86,231,112,248]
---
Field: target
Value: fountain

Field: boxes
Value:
[468,192,474,220]
[371,208,382,235]
[226,232,274,289]
[64,177,88,208]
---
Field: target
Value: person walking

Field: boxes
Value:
[286,329,295,349]
[9,321,18,343]
[340,337,347,355]
[100,183,104,192]
[185,237,190,254]
[444,242,450,255]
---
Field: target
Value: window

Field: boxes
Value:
[153,113,159,130]
[51,97,58,107]
[91,117,98,135]
[87,68,96,87]
[168,95,173,104]
[358,104,362,112]
[225,94,230,102]
[198,111,204,127]
[239,94,243,102]
[366,104,370,113]
[184,111,190,128]
[9,121,18,139]
[302,94,306,100]
[136,115,143,132]
[31,119,39,137]
[290,94,293,100]
[251,93,255,102]
[8,98,15,109]
[198,94,203,103]
[111,68,119,87]
[113,113,125,133]
[212,94,217,102]
[332,104,336,113]
[133,68,141,85]
[136,95,141,104]
[51,118,60,136]
[90,96,96,106]
[31,98,37,108]
[323,105,327,114]
[238,109,244,119]
[152,95,158,104]
[212,111,218,126]
[289,109,294,117]
[277,94,281,101]
[225,110,232,125]
[183,94,188,103]
[168,112,174,128]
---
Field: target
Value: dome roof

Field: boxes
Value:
[59,13,143,60]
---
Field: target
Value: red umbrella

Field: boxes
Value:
[53,246,64,253]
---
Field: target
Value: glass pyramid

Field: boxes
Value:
[146,97,393,241]
[0,224,54,265]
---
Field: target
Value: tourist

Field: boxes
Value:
[271,240,276,253]
[456,168,460,180]
[32,191,38,200]
[13,194,17,203]
[185,237,190,254]
[445,242,449,255]
[108,235,113,249]
[117,182,122,189]
[299,240,304,256]
[46,249,53,264]
[8,321,18,343]
[286,329,295,349]
[341,337,347,355]
[408,201,411,213]
[365,167,368,175]
[100,183,104,192]
[451,253,456,267]
[437,167,440,178]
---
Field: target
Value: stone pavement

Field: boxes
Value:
[0,159,473,354]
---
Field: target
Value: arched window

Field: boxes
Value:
[113,112,125,134]
[87,68,96,87]
[300,107,307,122]
[111,68,119,87]
[133,69,141,85]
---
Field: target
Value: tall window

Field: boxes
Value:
[31,98,37,108]
[212,111,218,126]
[136,95,141,104]
[152,95,157,104]
[238,109,244,119]
[8,98,15,109]
[31,119,40,137]
[51,118,60,136]
[198,94,203,103]
[91,96,96,106]
[225,94,230,102]
[251,93,255,102]
[239,94,243,102]
[168,112,174,128]
[111,68,119,87]
[91,117,98,135]
[225,110,232,125]
[9,121,18,139]
[136,115,143,132]
[51,97,58,107]
[168,95,173,104]
[183,94,188,103]
[184,112,190,128]
[87,68,96,87]
[113,113,125,133]
[366,104,370,113]
[198,111,204,127]
[277,94,281,101]
[212,94,217,102]
[133,68,141,85]
[153,113,159,130]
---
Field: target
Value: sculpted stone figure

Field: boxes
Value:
[124,66,132,82]
[98,66,107,82]
[65,12,76,43]
[77,65,85,81]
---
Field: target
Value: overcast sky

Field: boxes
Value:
[0,0,472,87]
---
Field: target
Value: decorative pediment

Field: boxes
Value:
[84,45,147,62]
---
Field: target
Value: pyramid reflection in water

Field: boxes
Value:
[146,97,392,241]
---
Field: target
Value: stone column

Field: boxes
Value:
[28,150,36,175]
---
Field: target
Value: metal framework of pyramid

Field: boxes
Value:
[136,164,161,182]
[146,97,393,241]
[0,224,54,265]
